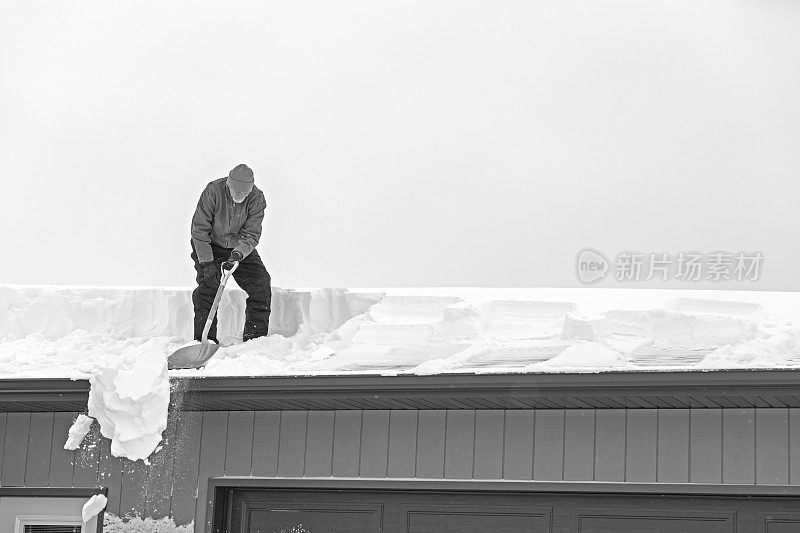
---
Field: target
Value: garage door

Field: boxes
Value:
[227,489,800,533]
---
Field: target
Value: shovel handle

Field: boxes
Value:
[200,261,239,342]
[221,260,240,275]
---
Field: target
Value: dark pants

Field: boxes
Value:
[191,242,271,342]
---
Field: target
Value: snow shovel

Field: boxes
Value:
[168,261,239,370]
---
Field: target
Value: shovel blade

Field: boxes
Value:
[168,342,220,370]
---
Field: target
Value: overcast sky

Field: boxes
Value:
[1,0,798,290]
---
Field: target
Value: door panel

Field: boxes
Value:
[758,512,800,533]
[575,509,735,533]
[404,504,550,533]
[241,502,383,533]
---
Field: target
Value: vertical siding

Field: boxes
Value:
[277,411,307,477]
[473,410,504,479]
[2,413,30,486]
[444,410,475,479]
[563,410,595,481]
[503,410,534,480]
[0,413,7,481]
[387,410,417,478]
[756,408,789,484]
[225,411,255,476]
[791,409,800,484]
[72,420,101,488]
[657,409,689,483]
[690,409,722,483]
[360,410,390,477]
[48,412,76,487]
[119,457,149,517]
[251,411,280,477]
[305,411,334,477]
[595,410,625,481]
[416,410,446,478]
[722,408,755,484]
[25,412,54,486]
[195,411,228,532]
[9,405,800,527]
[145,407,180,519]
[332,411,362,477]
[96,436,123,515]
[170,411,202,525]
[626,409,657,482]
[533,410,564,481]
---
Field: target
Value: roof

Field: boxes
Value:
[3,369,800,412]
[3,285,800,379]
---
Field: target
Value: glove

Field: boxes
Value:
[222,250,243,271]
[200,261,222,287]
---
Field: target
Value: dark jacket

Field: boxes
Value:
[191,178,267,263]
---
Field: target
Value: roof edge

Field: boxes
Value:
[1,369,799,411]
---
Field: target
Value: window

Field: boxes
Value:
[15,516,84,533]
[23,526,82,533]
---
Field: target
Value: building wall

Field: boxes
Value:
[1,408,799,529]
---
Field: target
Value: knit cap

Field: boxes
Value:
[227,164,254,193]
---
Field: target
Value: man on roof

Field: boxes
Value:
[190,163,271,344]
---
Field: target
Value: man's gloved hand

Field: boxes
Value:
[200,261,222,287]
[222,251,243,271]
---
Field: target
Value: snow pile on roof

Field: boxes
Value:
[1,284,800,378]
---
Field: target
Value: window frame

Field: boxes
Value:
[15,514,84,533]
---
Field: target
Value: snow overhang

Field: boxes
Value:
[2,369,800,412]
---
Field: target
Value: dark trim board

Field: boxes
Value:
[179,370,800,410]
[206,478,800,533]
[0,379,91,412]
[208,477,800,496]
[3,369,800,411]
[0,487,107,497]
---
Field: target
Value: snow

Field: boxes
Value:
[531,342,631,370]
[82,494,108,523]
[3,283,800,462]
[103,514,192,533]
[86,346,169,463]
[64,414,94,450]
[2,284,800,378]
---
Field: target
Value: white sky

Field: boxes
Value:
[1,0,798,290]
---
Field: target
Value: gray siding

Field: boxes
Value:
[444,410,475,479]
[690,408,722,482]
[3,408,799,527]
[473,410,503,479]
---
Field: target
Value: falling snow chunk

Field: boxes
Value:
[64,414,94,450]
[87,346,169,463]
[82,494,108,523]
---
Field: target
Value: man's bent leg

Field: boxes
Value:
[191,244,221,343]
[231,249,271,341]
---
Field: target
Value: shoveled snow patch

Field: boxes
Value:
[82,494,108,522]
[87,342,169,463]
[64,414,94,450]
[530,342,631,370]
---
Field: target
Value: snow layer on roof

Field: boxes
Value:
[1,284,800,378]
